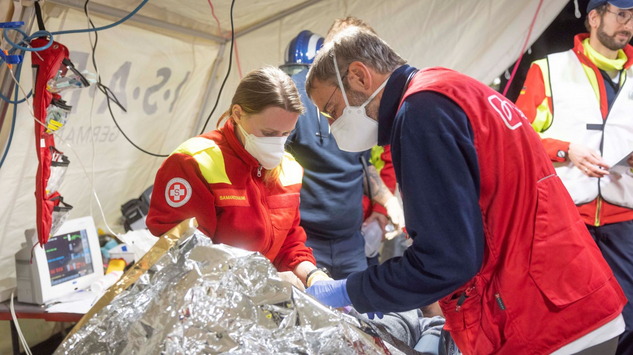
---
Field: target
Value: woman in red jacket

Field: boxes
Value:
[147,67,328,289]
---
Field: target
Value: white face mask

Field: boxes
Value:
[329,53,389,152]
[237,123,287,170]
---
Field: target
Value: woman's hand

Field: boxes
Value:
[277,271,305,291]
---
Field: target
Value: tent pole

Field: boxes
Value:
[193,42,226,136]
[0,1,36,163]
[234,0,324,39]
[49,0,227,43]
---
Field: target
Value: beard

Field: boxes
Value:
[597,21,633,51]
[347,88,380,120]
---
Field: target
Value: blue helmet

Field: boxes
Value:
[284,30,324,65]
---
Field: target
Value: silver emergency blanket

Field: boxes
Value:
[55,230,406,355]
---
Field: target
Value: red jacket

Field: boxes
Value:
[516,34,633,226]
[407,68,625,354]
[147,120,316,271]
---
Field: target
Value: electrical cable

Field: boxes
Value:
[51,0,149,36]
[84,0,168,157]
[234,38,243,79]
[207,0,242,79]
[502,0,544,97]
[3,28,53,51]
[199,0,237,135]
[0,47,24,170]
[10,290,33,355]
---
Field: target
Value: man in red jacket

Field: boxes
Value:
[304,26,625,355]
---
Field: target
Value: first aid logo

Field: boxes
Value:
[165,178,192,208]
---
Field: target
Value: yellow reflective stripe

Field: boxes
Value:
[279,153,303,187]
[580,62,601,104]
[172,137,231,185]
[370,145,385,174]
[532,97,553,133]
[534,59,551,97]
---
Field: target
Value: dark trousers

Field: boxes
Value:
[587,220,633,355]
[305,230,368,280]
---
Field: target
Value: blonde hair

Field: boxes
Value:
[217,66,304,184]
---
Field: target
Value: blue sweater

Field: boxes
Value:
[286,69,369,240]
[347,65,485,312]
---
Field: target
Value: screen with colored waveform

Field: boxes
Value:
[45,229,94,286]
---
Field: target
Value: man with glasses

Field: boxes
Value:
[517,1,633,352]
[305,25,626,355]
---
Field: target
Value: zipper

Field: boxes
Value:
[454,286,475,312]
[253,165,273,252]
[594,197,602,227]
[595,71,625,216]
[495,293,506,311]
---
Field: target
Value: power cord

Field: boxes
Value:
[199,0,237,135]
[10,290,33,355]
[84,0,168,157]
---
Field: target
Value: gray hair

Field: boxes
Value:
[306,27,406,97]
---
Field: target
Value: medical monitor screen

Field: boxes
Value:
[45,229,95,286]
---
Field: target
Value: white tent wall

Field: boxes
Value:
[0,5,219,351]
[201,0,569,130]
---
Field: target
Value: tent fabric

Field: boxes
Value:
[0,1,570,349]
[0,5,218,303]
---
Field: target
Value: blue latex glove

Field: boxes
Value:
[306,279,352,308]
[366,311,384,320]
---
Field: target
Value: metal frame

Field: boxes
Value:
[49,0,227,43]
[0,1,36,162]
[192,42,226,136]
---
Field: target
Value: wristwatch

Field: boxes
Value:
[557,150,566,159]
[306,267,331,286]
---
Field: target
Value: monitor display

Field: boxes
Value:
[45,229,94,286]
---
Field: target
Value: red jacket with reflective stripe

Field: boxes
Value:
[146,120,316,271]
[404,68,625,355]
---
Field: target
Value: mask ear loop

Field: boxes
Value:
[332,53,350,108]
[361,77,390,109]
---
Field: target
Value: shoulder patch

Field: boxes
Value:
[165,178,192,208]
[173,137,231,185]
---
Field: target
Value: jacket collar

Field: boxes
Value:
[573,33,633,70]
[377,64,418,146]
[222,119,261,168]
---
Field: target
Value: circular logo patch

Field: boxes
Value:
[165,178,192,208]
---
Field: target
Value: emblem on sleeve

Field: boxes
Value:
[165,178,192,208]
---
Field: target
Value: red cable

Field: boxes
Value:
[503,0,545,97]
[207,0,223,35]
[207,0,243,79]
[233,40,243,79]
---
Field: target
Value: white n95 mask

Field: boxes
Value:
[330,53,389,152]
[237,123,288,170]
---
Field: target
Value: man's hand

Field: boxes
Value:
[306,279,351,308]
[568,142,610,178]
[277,271,305,291]
[363,212,389,240]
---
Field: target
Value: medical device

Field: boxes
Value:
[15,216,103,304]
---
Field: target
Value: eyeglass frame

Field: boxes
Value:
[605,8,633,25]
[320,71,348,120]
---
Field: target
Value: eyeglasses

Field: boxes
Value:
[606,9,633,25]
[320,72,347,120]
